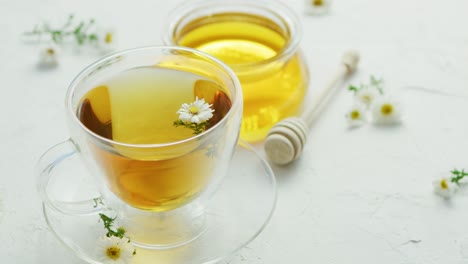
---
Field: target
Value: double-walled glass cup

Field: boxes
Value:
[163,0,310,142]
[36,46,243,248]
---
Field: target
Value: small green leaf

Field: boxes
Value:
[450,168,468,184]
[89,34,97,42]
[348,85,359,93]
[99,213,125,238]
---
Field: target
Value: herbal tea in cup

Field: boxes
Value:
[78,67,233,211]
[37,46,242,247]
[164,0,310,142]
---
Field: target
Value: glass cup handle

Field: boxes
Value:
[36,139,105,215]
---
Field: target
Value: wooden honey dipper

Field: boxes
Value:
[264,50,360,165]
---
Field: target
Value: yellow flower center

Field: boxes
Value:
[313,0,324,6]
[380,104,393,115]
[105,33,113,44]
[440,179,449,190]
[46,48,55,55]
[350,110,360,120]
[188,106,199,114]
[106,246,121,260]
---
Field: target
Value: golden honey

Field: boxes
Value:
[166,5,309,142]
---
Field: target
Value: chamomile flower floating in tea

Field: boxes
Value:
[177,97,214,124]
[371,97,402,125]
[174,97,215,134]
[345,104,367,127]
[96,236,134,264]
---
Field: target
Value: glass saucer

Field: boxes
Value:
[42,142,277,264]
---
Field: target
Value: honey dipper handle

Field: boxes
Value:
[302,50,360,127]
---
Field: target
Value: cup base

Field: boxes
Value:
[122,200,207,250]
[43,142,276,264]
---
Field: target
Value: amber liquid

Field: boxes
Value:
[176,13,308,142]
[78,67,232,211]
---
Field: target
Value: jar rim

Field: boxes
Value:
[162,0,303,69]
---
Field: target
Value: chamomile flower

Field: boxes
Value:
[96,236,134,264]
[432,176,457,199]
[38,44,60,68]
[355,88,379,107]
[177,97,214,124]
[345,104,367,127]
[96,28,116,53]
[304,0,331,15]
[371,96,402,125]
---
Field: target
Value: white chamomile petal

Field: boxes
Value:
[345,104,367,127]
[96,236,134,264]
[432,176,457,199]
[178,112,193,122]
[194,98,206,107]
[191,115,201,124]
[371,96,402,125]
[355,88,379,107]
[177,97,214,124]
[198,111,214,121]
[38,44,60,68]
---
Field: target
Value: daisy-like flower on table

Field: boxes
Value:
[371,96,402,125]
[433,169,468,199]
[95,28,116,53]
[432,176,458,199]
[354,88,379,108]
[345,104,367,127]
[96,236,134,264]
[304,0,331,15]
[174,97,215,135]
[38,44,60,68]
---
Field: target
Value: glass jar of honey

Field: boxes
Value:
[163,0,310,142]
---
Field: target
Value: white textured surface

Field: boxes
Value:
[1,0,468,263]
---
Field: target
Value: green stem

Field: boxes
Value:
[99,213,126,239]
[23,15,98,46]
[451,169,468,184]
